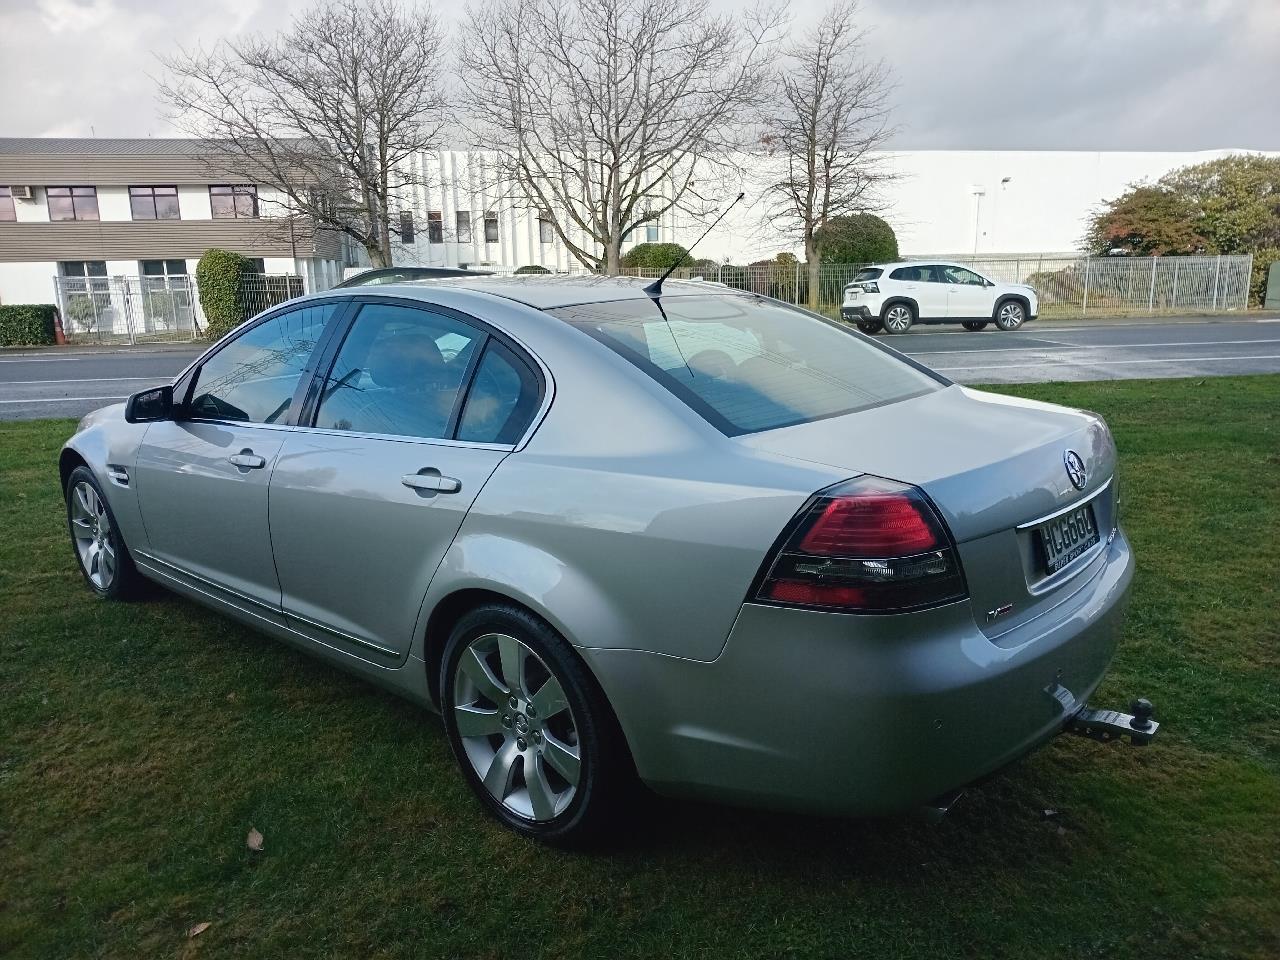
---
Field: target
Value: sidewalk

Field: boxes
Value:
[0,341,204,358]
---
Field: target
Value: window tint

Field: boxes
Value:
[554,295,940,436]
[456,211,473,244]
[854,268,882,281]
[48,186,98,221]
[315,303,482,440]
[130,186,180,220]
[942,265,987,285]
[457,341,541,444]
[890,265,942,282]
[188,303,336,423]
[210,185,258,219]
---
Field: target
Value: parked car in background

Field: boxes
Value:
[336,266,490,287]
[60,275,1148,844]
[843,261,1039,334]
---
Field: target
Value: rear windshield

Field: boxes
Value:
[854,268,883,281]
[552,295,942,436]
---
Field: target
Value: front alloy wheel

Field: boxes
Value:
[996,301,1025,330]
[882,304,914,334]
[441,604,629,843]
[65,465,140,600]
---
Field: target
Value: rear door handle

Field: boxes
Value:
[229,451,267,469]
[402,472,462,494]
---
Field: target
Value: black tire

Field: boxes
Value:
[961,321,988,331]
[881,302,915,334]
[440,603,631,844]
[64,465,143,600]
[994,299,1026,331]
[856,320,883,335]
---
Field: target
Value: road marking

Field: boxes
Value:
[933,354,1280,372]
[0,395,127,404]
[911,338,1280,357]
[2,377,164,386]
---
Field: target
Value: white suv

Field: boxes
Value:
[841,261,1038,334]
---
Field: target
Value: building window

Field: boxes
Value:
[140,259,188,278]
[538,214,554,244]
[645,223,659,242]
[129,186,181,221]
[427,210,443,243]
[484,212,499,243]
[399,210,415,244]
[48,186,99,221]
[0,187,14,222]
[210,185,258,219]
[59,261,108,279]
[456,210,472,244]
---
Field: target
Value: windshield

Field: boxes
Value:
[552,295,942,436]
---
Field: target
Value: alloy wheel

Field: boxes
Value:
[997,302,1025,330]
[69,480,116,591]
[884,305,913,333]
[452,632,581,822]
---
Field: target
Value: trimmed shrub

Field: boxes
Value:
[0,304,58,347]
[814,214,899,264]
[621,242,689,270]
[514,264,551,275]
[196,248,252,340]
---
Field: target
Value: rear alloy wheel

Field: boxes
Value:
[441,604,628,844]
[995,301,1026,331]
[881,303,914,334]
[961,321,988,331]
[856,320,883,335]
[65,465,141,600]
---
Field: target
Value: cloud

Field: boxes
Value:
[0,0,1276,149]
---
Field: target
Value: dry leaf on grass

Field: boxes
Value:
[246,827,264,851]
[186,921,211,938]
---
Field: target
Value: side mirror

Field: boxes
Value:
[124,384,174,423]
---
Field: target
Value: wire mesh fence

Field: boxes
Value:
[52,273,306,345]
[486,254,1254,318]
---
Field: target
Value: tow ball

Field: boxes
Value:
[1066,698,1159,746]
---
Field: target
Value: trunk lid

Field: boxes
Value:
[737,384,1118,638]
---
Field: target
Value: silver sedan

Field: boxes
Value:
[60,276,1145,842]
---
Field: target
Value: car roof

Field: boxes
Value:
[329,274,747,310]
[869,261,982,271]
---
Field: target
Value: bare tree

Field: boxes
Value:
[460,0,786,274]
[158,0,448,268]
[760,0,894,307]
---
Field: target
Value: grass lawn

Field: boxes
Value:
[2,375,1278,960]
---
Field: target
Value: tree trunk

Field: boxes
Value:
[806,234,821,310]
[365,237,390,268]
[605,237,623,275]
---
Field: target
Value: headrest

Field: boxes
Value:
[367,332,446,390]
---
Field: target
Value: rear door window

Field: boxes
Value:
[554,295,941,435]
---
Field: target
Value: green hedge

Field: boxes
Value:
[0,304,58,347]
[196,248,252,341]
[514,264,551,275]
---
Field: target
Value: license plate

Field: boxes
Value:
[1037,504,1099,573]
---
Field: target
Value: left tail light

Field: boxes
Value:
[752,475,967,614]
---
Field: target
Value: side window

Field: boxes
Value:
[188,303,336,423]
[457,341,542,444]
[943,266,986,285]
[315,302,482,439]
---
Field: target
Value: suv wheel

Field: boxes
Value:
[881,303,914,334]
[995,301,1026,331]
[440,603,630,844]
[961,321,988,331]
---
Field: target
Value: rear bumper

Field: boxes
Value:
[841,305,873,321]
[586,530,1134,816]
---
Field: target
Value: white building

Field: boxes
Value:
[385,147,1278,272]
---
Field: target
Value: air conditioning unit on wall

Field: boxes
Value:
[9,186,33,200]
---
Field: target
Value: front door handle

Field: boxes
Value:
[229,450,267,469]
[402,471,462,494]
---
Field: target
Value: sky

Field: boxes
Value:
[0,0,1277,151]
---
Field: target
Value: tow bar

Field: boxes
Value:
[1066,698,1159,746]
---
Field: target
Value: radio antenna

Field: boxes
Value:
[643,192,746,298]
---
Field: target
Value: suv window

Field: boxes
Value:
[941,265,988,286]
[456,340,542,444]
[889,265,943,283]
[854,268,882,281]
[315,302,483,439]
[554,295,940,436]
[188,302,337,423]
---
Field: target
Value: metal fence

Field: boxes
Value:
[489,254,1254,317]
[53,273,306,345]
